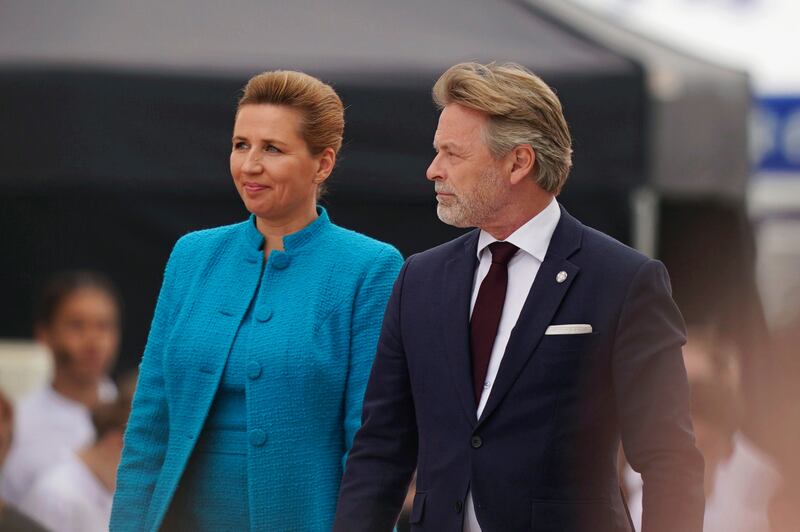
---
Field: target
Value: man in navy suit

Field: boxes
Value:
[334,62,704,532]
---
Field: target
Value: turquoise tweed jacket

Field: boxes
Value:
[110,207,403,531]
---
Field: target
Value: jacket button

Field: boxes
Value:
[270,253,290,270]
[471,435,483,449]
[249,429,267,447]
[247,361,262,380]
[455,500,463,513]
[255,308,273,322]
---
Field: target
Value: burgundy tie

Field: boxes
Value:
[470,241,519,405]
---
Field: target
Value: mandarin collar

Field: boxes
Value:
[244,205,331,253]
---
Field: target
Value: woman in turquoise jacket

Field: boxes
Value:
[110,70,403,531]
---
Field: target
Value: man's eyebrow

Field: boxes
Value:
[434,141,461,152]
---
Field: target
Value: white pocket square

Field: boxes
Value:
[545,324,593,335]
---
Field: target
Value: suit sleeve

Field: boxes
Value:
[334,256,419,532]
[109,238,186,531]
[342,246,405,466]
[611,259,705,532]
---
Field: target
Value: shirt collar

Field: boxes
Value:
[476,197,561,262]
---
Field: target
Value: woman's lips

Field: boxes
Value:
[244,183,270,193]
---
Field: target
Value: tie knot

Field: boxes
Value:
[488,241,519,265]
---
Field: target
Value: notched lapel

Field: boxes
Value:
[442,232,480,425]
[477,207,583,425]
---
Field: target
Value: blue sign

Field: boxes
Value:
[753,96,800,173]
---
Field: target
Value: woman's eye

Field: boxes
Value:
[233,141,248,150]
[265,145,281,153]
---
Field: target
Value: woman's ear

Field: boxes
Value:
[315,147,336,183]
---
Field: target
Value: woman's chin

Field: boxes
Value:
[243,201,276,220]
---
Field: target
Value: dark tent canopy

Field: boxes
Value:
[0,0,645,372]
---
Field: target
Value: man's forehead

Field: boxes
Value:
[434,104,487,145]
[440,103,488,125]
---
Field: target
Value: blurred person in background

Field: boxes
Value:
[769,480,800,532]
[623,328,782,532]
[19,375,135,532]
[111,70,403,531]
[0,392,47,531]
[681,326,740,388]
[764,315,800,532]
[686,380,738,502]
[0,395,13,495]
[1,271,120,506]
[681,328,773,525]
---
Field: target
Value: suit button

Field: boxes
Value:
[247,361,262,380]
[249,429,267,447]
[256,308,273,322]
[455,501,463,513]
[471,435,483,449]
[270,253,290,270]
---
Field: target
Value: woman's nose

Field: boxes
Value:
[241,151,263,174]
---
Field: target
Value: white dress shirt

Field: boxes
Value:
[464,198,561,532]
[0,380,116,506]
[19,452,113,532]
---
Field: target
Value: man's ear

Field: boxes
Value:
[508,144,535,185]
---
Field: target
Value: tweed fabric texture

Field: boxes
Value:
[110,207,403,531]
[163,292,252,531]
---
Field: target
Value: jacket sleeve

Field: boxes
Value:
[611,259,705,532]
[334,256,419,532]
[110,237,187,531]
[342,246,405,466]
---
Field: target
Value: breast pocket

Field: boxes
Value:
[536,331,601,354]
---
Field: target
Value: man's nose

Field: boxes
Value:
[426,153,442,182]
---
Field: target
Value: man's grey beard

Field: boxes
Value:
[436,166,506,228]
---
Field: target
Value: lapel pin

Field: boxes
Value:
[556,271,568,283]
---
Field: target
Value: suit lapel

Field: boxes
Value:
[442,230,481,426]
[477,207,583,426]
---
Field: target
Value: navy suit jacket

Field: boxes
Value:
[334,206,705,532]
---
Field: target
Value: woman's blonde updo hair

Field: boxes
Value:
[433,62,573,195]
[237,71,345,196]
